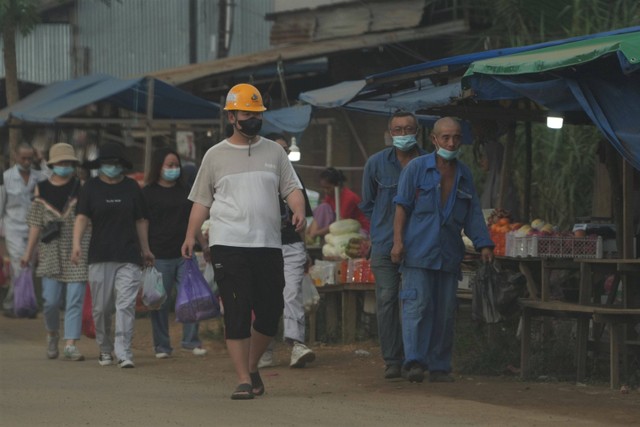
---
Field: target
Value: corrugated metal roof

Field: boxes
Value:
[227,1,274,57]
[77,0,190,77]
[0,24,71,85]
[149,20,468,85]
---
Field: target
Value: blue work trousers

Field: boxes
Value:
[400,267,458,373]
[370,253,403,367]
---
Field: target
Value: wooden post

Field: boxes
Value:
[341,110,368,162]
[497,123,516,210]
[325,123,333,167]
[524,121,532,222]
[144,78,155,180]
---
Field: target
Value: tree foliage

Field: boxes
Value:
[462,0,640,228]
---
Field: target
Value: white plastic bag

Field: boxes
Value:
[203,262,218,294]
[142,266,166,310]
[301,274,320,313]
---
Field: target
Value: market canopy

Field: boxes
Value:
[463,28,640,171]
[0,73,220,127]
[299,26,640,115]
[262,104,313,135]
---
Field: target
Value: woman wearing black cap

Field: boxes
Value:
[71,142,154,369]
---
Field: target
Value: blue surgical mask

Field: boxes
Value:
[162,167,181,181]
[53,166,74,177]
[392,135,417,151]
[17,163,31,172]
[100,164,123,178]
[436,147,460,161]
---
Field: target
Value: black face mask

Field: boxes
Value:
[237,117,262,137]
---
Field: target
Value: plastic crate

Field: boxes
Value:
[506,232,603,258]
[458,270,475,290]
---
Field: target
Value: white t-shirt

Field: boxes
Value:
[189,137,301,248]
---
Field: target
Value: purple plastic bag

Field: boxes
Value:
[14,267,38,318]
[175,258,220,323]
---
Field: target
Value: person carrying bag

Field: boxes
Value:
[20,143,90,361]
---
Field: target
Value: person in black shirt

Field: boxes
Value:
[72,142,154,369]
[142,148,209,359]
[258,134,316,369]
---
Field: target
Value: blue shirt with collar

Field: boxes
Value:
[360,146,427,257]
[393,152,493,274]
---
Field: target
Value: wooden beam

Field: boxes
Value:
[148,21,468,85]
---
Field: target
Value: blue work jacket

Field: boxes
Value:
[359,146,426,257]
[393,152,493,274]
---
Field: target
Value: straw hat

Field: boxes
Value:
[84,142,133,170]
[47,143,79,165]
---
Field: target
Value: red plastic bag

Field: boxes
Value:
[135,288,148,313]
[82,284,96,339]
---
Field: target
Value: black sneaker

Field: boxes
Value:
[384,364,402,379]
[406,363,425,383]
[98,352,113,366]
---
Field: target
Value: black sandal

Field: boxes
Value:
[231,383,254,400]
[250,371,265,396]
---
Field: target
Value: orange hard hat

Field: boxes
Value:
[223,83,266,112]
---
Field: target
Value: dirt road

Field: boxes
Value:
[1,314,638,426]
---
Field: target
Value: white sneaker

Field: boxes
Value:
[181,346,207,356]
[258,350,276,369]
[192,347,207,356]
[118,359,135,368]
[155,352,170,359]
[63,345,85,361]
[290,343,315,368]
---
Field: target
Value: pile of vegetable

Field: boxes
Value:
[321,219,369,259]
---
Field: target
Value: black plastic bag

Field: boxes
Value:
[472,262,525,323]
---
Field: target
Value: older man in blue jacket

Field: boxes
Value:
[392,117,494,383]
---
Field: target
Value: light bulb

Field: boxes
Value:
[288,137,301,162]
[547,114,563,129]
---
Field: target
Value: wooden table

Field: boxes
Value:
[518,258,640,388]
[307,283,376,343]
[308,284,477,344]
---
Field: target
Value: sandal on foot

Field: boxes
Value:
[250,371,265,396]
[231,383,254,400]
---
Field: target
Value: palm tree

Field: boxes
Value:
[0,0,39,164]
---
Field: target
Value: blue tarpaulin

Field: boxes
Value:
[262,104,313,135]
[463,28,640,171]
[0,73,220,126]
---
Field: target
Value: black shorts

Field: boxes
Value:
[211,245,285,339]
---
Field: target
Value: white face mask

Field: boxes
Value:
[392,135,418,151]
[436,146,460,160]
[433,136,461,160]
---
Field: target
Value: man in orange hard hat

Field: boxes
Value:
[182,83,306,400]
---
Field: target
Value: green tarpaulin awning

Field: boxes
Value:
[463,31,640,77]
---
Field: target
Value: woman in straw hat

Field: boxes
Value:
[21,142,90,361]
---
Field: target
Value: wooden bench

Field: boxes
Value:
[519,298,640,388]
[307,284,474,344]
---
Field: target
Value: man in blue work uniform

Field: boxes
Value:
[360,111,425,379]
[391,116,494,383]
